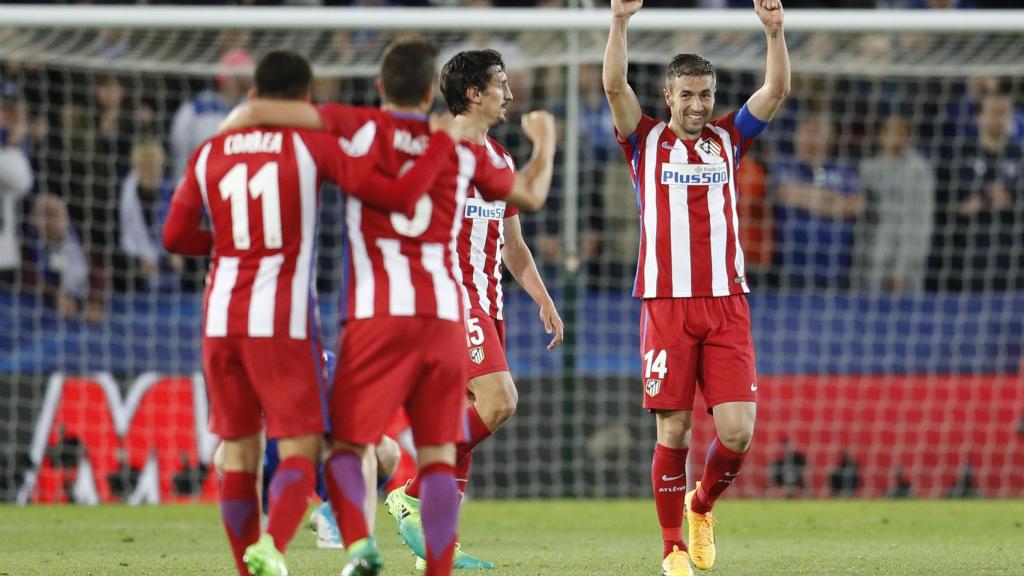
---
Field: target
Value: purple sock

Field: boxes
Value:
[326,450,369,546]
[419,462,459,574]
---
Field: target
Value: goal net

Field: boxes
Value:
[1,6,1022,503]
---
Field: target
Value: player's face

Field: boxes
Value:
[664,74,715,138]
[480,66,513,125]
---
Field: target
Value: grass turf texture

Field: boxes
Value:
[1,500,1022,575]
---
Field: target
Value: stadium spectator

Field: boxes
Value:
[942,76,1024,147]
[769,437,807,499]
[930,91,1023,292]
[855,115,935,293]
[735,139,771,288]
[117,138,180,291]
[169,48,252,179]
[0,95,33,289]
[604,1,790,575]
[773,115,862,289]
[23,193,89,320]
[885,465,914,499]
[946,462,981,498]
[828,450,862,497]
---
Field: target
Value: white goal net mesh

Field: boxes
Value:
[1,8,1022,502]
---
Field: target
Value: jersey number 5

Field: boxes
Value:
[218,162,282,250]
[467,317,486,346]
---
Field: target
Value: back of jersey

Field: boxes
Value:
[325,106,465,322]
[187,127,320,340]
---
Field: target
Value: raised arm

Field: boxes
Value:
[745,0,791,121]
[503,111,556,213]
[603,0,644,138]
[220,99,324,133]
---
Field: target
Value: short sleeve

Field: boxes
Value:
[713,108,763,163]
[471,142,516,203]
[615,114,661,163]
[318,102,367,138]
[301,130,376,193]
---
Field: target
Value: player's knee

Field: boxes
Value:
[656,412,692,449]
[375,436,401,478]
[490,386,518,427]
[718,428,753,453]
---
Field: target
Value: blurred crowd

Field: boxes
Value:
[0,16,1022,324]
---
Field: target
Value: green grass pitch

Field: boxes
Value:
[1,500,1022,575]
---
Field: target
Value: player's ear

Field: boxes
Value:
[663,87,672,108]
[467,86,481,106]
[247,87,257,100]
[302,88,312,103]
[374,77,385,99]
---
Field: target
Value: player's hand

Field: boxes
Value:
[218,104,253,133]
[521,110,556,146]
[754,0,784,32]
[611,0,643,19]
[429,112,461,141]
[539,300,564,351]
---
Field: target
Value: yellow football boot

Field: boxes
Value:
[684,482,718,570]
[661,545,693,576]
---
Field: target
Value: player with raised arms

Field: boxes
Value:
[163,48,460,576]
[385,48,565,570]
[221,36,556,576]
[603,1,790,574]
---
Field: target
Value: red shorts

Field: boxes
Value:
[203,336,327,440]
[331,317,467,447]
[639,295,758,413]
[465,308,508,379]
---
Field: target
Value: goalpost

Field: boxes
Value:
[1,6,1022,503]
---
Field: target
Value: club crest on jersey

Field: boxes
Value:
[697,137,722,157]
[470,346,486,365]
[464,198,506,221]
[645,378,662,397]
[660,162,730,186]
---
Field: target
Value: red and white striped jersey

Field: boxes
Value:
[170,124,452,339]
[318,104,514,323]
[617,110,760,299]
[456,137,518,321]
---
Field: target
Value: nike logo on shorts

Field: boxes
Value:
[750,382,758,391]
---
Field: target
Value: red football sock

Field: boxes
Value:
[219,471,261,575]
[651,443,688,558]
[266,456,316,552]
[325,449,370,546]
[692,437,747,515]
[454,449,474,494]
[409,405,492,498]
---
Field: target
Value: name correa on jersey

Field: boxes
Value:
[223,131,284,155]
[464,197,506,221]
[661,162,730,186]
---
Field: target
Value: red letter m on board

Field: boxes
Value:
[18,373,219,504]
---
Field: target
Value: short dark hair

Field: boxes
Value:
[254,49,312,100]
[379,36,440,107]
[440,49,505,116]
[665,53,716,88]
